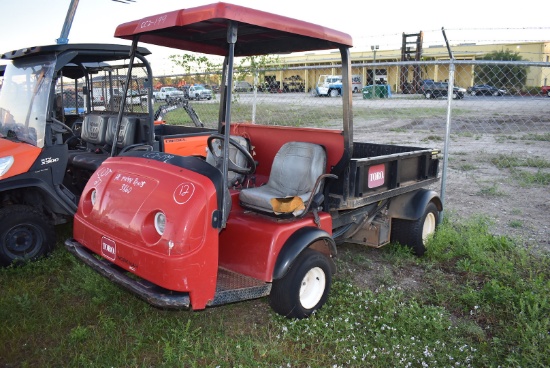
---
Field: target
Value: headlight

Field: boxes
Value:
[0,156,14,177]
[90,189,97,206]
[154,211,166,235]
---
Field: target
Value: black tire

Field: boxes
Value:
[329,89,339,97]
[0,205,56,266]
[269,249,332,319]
[390,202,439,256]
[425,92,432,99]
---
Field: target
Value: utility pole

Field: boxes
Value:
[56,0,136,44]
[57,0,80,44]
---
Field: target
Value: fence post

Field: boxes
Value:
[439,61,455,222]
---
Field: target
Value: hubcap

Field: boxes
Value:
[4,224,43,259]
[422,212,437,244]
[299,267,326,310]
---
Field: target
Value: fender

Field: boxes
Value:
[273,227,337,280]
[0,173,77,215]
[387,189,442,221]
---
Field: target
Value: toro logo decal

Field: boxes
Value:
[368,164,385,188]
[101,236,116,261]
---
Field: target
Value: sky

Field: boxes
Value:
[0,0,548,74]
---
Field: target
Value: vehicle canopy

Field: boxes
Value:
[0,44,152,148]
[114,2,355,223]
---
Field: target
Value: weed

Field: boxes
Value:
[458,163,476,171]
[523,132,550,141]
[1,217,549,367]
[478,184,505,196]
[508,220,523,228]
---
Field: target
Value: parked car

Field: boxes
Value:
[467,84,506,96]
[234,81,253,92]
[188,85,213,100]
[419,79,435,94]
[541,86,550,97]
[423,82,465,100]
[204,84,220,93]
[113,89,143,105]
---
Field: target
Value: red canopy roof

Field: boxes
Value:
[115,2,353,56]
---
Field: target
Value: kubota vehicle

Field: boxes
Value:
[0,44,159,266]
[66,3,442,318]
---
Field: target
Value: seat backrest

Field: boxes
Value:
[267,141,326,197]
[105,116,138,148]
[238,141,326,215]
[206,135,250,187]
[80,114,110,145]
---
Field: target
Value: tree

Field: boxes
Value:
[234,55,282,91]
[168,53,223,86]
[474,50,529,88]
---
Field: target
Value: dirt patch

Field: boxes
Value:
[352,112,550,253]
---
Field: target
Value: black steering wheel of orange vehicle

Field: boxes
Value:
[207,133,256,175]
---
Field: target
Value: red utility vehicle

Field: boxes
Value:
[542,86,550,97]
[66,3,442,318]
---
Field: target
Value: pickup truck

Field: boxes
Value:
[65,3,442,319]
[313,74,343,97]
[188,85,213,100]
[153,87,184,102]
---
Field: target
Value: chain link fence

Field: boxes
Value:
[153,59,549,248]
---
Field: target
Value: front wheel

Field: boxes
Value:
[390,202,439,256]
[0,205,56,267]
[329,89,340,97]
[269,249,332,319]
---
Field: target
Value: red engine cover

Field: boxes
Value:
[73,154,220,309]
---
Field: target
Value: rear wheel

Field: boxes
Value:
[425,92,432,99]
[270,249,332,318]
[0,205,56,266]
[329,89,339,97]
[390,202,439,256]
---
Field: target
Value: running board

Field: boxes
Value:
[65,238,271,309]
[209,268,272,306]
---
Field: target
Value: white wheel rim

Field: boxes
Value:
[299,267,326,310]
[422,212,437,243]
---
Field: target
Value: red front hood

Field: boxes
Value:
[74,154,220,256]
[0,139,41,179]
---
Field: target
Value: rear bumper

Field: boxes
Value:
[65,238,190,309]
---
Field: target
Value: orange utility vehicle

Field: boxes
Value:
[0,44,208,266]
[66,3,442,318]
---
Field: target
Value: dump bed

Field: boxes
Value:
[328,142,440,210]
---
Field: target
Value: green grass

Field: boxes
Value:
[478,184,506,196]
[489,154,550,187]
[522,132,550,142]
[1,217,549,367]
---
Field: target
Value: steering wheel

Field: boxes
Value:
[207,133,256,175]
[51,117,73,134]
[119,144,154,154]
